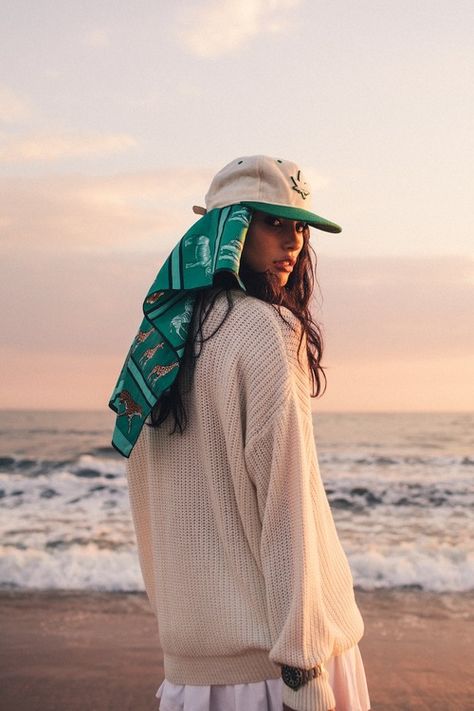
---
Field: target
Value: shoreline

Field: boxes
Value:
[1,588,473,710]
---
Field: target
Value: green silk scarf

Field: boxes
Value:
[108,204,253,457]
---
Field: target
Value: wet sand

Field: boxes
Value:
[1,588,472,711]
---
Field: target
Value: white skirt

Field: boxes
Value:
[156,643,371,711]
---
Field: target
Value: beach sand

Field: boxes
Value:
[1,588,472,711]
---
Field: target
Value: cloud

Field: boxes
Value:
[177,0,301,57]
[1,249,472,411]
[314,255,474,362]
[0,168,213,251]
[83,29,111,48]
[0,84,31,123]
[0,132,137,162]
[1,246,472,362]
[0,248,164,356]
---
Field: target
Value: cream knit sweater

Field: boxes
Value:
[126,288,365,711]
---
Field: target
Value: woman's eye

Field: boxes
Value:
[261,215,306,232]
[264,216,281,227]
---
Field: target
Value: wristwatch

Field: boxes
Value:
[281,663,324,690]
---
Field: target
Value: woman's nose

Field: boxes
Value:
[284,223,303,247]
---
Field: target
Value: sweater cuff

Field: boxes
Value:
[281,666,336,711]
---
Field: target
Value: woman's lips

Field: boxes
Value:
[274,260,293,272]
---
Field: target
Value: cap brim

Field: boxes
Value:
[240,201,341,233]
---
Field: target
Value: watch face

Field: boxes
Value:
[281,665,305,690]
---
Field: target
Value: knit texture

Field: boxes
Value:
[126,288,365,711]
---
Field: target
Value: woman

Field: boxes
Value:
[109,155,371,711]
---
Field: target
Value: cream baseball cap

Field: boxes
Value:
[193,155,341,233]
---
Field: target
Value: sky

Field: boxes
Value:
[1,0,473,413]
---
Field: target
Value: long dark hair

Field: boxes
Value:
[149,225,327,434]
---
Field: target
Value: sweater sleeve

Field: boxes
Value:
[125,421,158,615]
[243,328,337,711]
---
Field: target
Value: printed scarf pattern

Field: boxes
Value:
[108,205,252,457]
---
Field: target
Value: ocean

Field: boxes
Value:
[0,410,472,594]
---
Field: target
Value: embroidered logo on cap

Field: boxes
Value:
[290,171,310,200]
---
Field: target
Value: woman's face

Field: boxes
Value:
[240,210,307,286]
